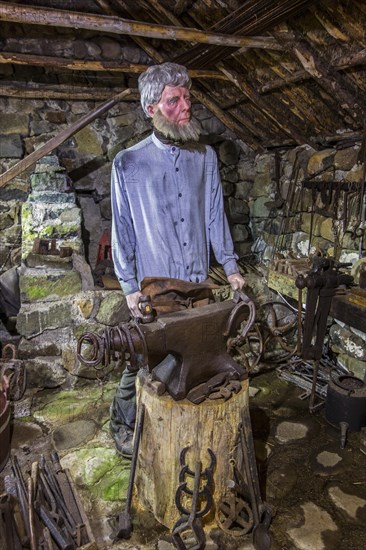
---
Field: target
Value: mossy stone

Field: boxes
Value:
[20,269,82,302]
[96,292,130,325]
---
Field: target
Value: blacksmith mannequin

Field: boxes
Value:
[110,62,245,458]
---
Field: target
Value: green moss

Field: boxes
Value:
[33,383,116,425]
[20,271,81,302]
[62,447,130,501]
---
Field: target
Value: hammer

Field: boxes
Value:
[110,404,145,541]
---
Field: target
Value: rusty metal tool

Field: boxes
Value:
[172,447,216,549]
[186,371,240,404]
[296,258,353,412]
[10,455,31,544]
[172,460,206,550]
[110,403,146,541]
[238,408,272,550]
[0,494,23,550]
[50,451,87,543]
[177,447,216,502]
[216,459,254,537]
[35,502,76,550]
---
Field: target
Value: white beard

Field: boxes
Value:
[152,109,201,143]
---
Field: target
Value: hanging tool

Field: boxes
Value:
[356,127,366,258]
[110,404,145,541]
[295,257,353,411]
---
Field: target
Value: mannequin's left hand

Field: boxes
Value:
[227,272,246,290]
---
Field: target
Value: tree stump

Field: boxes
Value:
[135,373,249,529]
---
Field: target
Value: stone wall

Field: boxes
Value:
[249,144,366,381]
[249,145,364,266]
[0,96,255,275]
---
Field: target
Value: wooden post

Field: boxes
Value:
[135,374,249,529]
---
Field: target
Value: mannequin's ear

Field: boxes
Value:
[147,104,156,117]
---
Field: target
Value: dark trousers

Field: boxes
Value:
[110,367,137,432]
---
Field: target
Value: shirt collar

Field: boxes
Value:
[151,132,171,150]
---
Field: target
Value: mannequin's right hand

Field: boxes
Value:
[126,290,143,319]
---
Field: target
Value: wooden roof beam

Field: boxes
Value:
[290,38,364,123]
[0,81,139,100]
[0,2,283,50]
[261,48,366,93]
[141,0,304,147]
[217,62,307,145]
[0,51,229,80]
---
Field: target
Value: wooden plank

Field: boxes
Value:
[0,2,283,50]
[330,294,366,333]
[0,81,138,100]
[0,51,229,80]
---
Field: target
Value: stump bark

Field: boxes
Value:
[135,373,249,529]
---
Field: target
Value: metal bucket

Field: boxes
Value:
[325,374,366,432]
[0,376,10,472]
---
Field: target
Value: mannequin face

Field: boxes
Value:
[147,85,191,125]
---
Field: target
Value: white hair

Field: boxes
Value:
[138,62,191,117]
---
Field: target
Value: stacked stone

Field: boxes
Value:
[15,154,134,390]
[17,156,84,389]
[217,139,254,259]
[0,113,27,273]
[329,323,366,382]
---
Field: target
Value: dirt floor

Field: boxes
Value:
[1,366,366,550]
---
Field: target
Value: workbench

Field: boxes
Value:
[330,291,366,333]
[267,266,366,334]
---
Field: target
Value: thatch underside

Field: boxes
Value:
[1,0,366,150]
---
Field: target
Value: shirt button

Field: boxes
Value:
[176,167,179,172]
[186,266,189,270]
[172,147,176,152]
[178,193,182,197]
[181,218,184,222]
[183,242,187,246]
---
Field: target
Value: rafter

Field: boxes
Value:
[0,2,283,50]
[141,0,311,145]
[260,48,366,92]
[289,37,364,123]
[0,51,228,80]
[0,81,139,100]
[216,62,306,144]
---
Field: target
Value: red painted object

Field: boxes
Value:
[97,229,112,264]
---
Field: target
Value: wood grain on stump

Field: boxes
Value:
[135,373,249,529]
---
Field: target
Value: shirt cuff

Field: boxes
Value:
[222,259,239,278]
[119,278,140,295]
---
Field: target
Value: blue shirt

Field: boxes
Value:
[111,133,238,295]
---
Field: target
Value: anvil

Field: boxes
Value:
[77,293,254,400]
